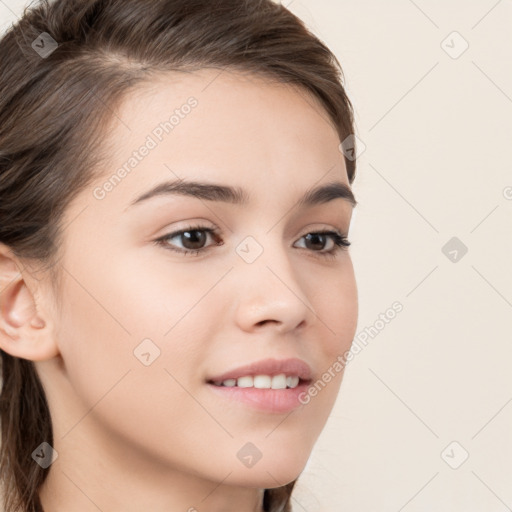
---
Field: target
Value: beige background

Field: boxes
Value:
[1,1,511,510]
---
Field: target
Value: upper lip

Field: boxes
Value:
[207,357,313,383]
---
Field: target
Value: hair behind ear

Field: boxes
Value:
[0,353,52,512]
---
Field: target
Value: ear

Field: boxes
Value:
[0,244,60,361]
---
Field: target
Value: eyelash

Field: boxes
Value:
[154,224,351,260]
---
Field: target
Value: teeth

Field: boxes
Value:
[254,375,272,388]
[286,376,299,388]
[271,374,287,389]
[216,374,301,389]
[237,376,253,388]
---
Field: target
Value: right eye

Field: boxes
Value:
[154,224,223,256]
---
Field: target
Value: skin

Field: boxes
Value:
[0,68,358,512]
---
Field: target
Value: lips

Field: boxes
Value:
[206,357,312,384]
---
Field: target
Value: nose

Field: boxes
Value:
[233,238,316,334]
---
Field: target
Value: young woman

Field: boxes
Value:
[0,0,360,510]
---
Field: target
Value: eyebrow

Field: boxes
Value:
[126,178,357,210]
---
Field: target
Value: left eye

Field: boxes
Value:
[154,224,351,258]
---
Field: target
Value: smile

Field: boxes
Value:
[210,374,301,389]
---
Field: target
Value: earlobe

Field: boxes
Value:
[0,245,58,361]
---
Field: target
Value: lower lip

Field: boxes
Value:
[206,381,310,414]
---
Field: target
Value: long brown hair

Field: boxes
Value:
[0,0,357,510]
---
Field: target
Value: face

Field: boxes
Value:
[39,69,358,488]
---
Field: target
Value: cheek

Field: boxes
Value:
[311,261,358,355]
[54,250,220,404]
[299,263,358,410]
[52,266,218,468]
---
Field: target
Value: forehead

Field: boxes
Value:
[107,67,344,173]
[77,68,351,222]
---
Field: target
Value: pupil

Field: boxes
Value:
[183,230,206,249]
[305,233,325,250]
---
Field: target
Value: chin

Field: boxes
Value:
[225,448,310,488]
[231,465,306,489]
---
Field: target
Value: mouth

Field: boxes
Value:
[205,358,313,414]
[207,374,309,389]
[206,374,311,415]
[206,357,312,384]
